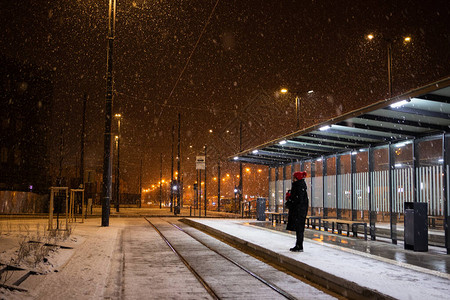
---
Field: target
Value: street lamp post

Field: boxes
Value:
[366,34,411,98]
[160,153,162,209]
[102,0,116,226]
[114,113,121,213]
[280,89,314,129]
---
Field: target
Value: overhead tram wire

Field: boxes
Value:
[115,91,236,114]
[153,0,221,128]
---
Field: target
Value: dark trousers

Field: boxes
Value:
[296,215,306,248]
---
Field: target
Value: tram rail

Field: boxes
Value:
[144,217,305,300]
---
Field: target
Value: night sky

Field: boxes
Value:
[1,0,449,195]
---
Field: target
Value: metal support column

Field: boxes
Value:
[275,167,279,213]
[336,155,341,219]
[282,165,286,213]
[413,138,418,203]
[311,160,315,216]
[268,167,272,211]
[368,147,376,240]
[443,134,450,254]
[351,151,357,221]
[389,142,398,244]
[323,156,328,218]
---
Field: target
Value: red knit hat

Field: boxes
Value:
[293,171,307,180]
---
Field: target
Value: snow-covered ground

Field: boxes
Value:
[0,218,118,299]
[1,216,449,300]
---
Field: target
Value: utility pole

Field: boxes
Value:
[80,93,87,188]
[115,114,121,213]
[102,0,116,227]
[159,153,162,209]
[58,128,63,186]
[170,125,174,212]
[139,159,142,208]
[199,169,202,217]
[217,160,221,212]
[239,121,243,214]
[204,144,207,217]
[176,113,181,214]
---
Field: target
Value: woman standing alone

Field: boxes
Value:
[286,171,309,252]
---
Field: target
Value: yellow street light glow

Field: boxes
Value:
[209,129,213,133]
[280,88,288,93]
[258,169,262,173]
[245,168,250,173]
[226,173,230,177]
[213,177,217,181]
[161,179,165,183]
[367,34,374,40]
[404,36,411,42]
[114,113,122,118]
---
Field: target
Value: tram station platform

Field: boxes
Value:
[182,218,450,299]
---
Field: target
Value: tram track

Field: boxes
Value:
[145,217,220,300]
[144,217,338,300]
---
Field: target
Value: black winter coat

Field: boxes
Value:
[286,179,309,231]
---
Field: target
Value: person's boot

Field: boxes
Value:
[289,245,303,252]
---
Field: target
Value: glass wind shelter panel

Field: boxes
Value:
[269,168,276,211]
[392,141,414,216]
[338,154,352,217]
[371,146,390,222]
[283,165,292,211]
[312,158,324,216]
[284,165,292,195]
[303,161,312,208]
[353,150,369,219]
[276,175,284,212]
[417,138,444,217]
[325,156,337,217]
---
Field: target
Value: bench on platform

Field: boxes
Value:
[306,216,322,230]
[265,212,288,225]
[321,218,368,240]
[428,216,444,229]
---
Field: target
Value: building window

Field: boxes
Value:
[1,147,7,163]
[14,149,21,165]
[16,119,23,132]
[2,118,10,129]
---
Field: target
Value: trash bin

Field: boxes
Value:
[256,197,267,221]
[404,202,428,252]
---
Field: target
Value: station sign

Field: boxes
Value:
[196,156,205,170]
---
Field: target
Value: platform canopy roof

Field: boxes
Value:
[229,77,450,167]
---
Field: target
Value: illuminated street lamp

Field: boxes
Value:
[280,88,314,129]
[366,33,412,98]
